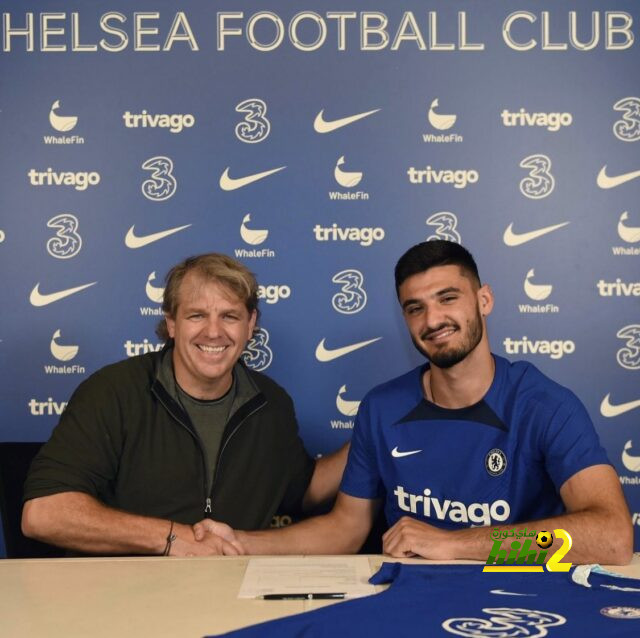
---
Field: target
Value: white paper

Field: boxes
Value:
[238,556,377,599]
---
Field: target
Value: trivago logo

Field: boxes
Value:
[483,528,572,573]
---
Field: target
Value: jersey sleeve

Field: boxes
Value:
[339,393,384,499]
[23,372,125,503]
[541,393,611,490]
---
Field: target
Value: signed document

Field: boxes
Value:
[238,556,377,599]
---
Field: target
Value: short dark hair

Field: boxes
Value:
[156,253,259,341]
[394,240,481,295]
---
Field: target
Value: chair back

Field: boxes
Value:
[0,442,64,558]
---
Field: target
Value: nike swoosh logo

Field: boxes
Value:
[600,393,640,417]
[30,282,97,307]
[315,337,381,362]
[313,108,380,133]
[219,166,286,191]
[490,589,536,597]
[391,447,422,458]
[503,222,570,246]
[597,166,640,189]
[125,224,191,249]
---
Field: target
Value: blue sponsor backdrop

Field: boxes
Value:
[1,1,639,556]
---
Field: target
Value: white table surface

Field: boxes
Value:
[1,554,639,638]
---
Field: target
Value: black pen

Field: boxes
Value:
[262,593,346,600]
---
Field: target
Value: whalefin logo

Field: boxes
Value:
[145,272,164,303]
[622,440,640,472]
[49,100,78,132]
[336,385,361,416]
[613,97,640,142]
[219,166,285,191]
[618,212,640,243]
[428,99,457,130]
[240,214,269,245]
[125,224,191,249]
[314,108,380,133]
[600,394,640,418]
[30,281,96,307]
[334,156,363,188]
[524,269,552,301]
[503,222,570,246]
[50,329,78,361]
[597,166,640,189]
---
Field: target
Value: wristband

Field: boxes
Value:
[163,521,177,556]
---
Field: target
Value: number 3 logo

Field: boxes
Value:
[235,98,270,143]
[46,213,82,259]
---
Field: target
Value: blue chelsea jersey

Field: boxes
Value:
[340,355,610,529]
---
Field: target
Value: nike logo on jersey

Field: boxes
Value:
[313,108,380,133]
[219,166,286,191]
[391,447,422,458]
[597,166,640,189]
[315,337,381,362]
[600,393,640,417]
[30,281,97,307]
[125,223,191,248]
[490,589,537,596]
[503,222,570,246]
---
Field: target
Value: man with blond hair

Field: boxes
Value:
[23,254,347,556]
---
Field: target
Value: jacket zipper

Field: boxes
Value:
[154,392,211,516]
[208,402,265,516]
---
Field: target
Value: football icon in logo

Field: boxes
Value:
[536,530,553,549]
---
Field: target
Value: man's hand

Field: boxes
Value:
[190,519,245,555]
[382,517,457,559]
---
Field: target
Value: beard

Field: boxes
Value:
[410,305,484,369]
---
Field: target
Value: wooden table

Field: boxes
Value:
[1,554,639,637]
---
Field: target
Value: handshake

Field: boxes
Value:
[167,519,246,557]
